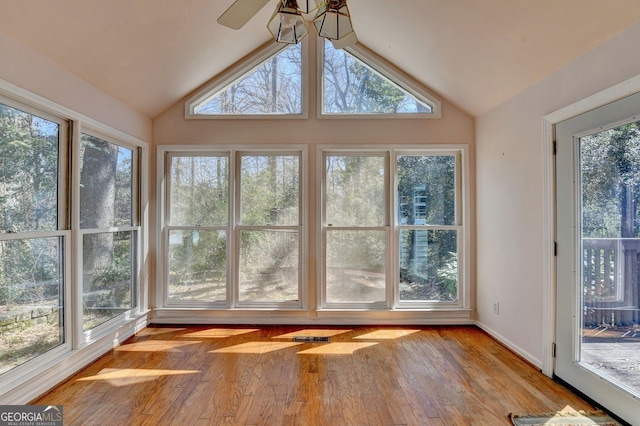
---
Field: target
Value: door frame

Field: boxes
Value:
[542,74,640,378]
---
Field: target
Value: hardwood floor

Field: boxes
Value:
[34,325,593,425]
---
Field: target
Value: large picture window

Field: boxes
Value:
[397,155,459,303]
[0,99,67,375]
[79,133,139,331]
[162,149,304,308]
[238,154,301,304]
[166,154,229,304]
[324,154,388,306]
[320,148,464,309]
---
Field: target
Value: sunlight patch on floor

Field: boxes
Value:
[76,368,199,386]
[353,329,420,340]
[136,327,187,336]
[115,340,202,352]
[211,341,301,354]
[297,342,378,355]
[180,328,260,339]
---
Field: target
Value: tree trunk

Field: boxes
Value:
[80,137,118,292]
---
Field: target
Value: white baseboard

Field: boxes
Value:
[150,308,475,325]
[0,313,149,405]
[475,320,544,372]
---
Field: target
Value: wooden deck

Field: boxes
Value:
[34,325,594,425]
[582,326,640,395]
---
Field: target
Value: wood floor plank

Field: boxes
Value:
[33,325,595,425]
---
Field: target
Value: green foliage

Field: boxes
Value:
[170,156,229,226]
[0,104,59,233]
[240,155,299,226]
[326,155,385,227]
[436,252,458,299]
[169,230,227,283]
[323,40,430,114]
[0,103,61,309]
[397,156,456,226]
[348,62,405,113]
[0,239,60,309]
[581,121,640,238]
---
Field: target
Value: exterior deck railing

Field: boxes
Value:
[582,238,640,326]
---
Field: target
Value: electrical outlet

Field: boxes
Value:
[493,302,500,315]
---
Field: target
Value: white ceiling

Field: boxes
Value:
[1,0,639,118]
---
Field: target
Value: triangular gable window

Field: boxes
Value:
[321,40,440,117]
[187,42,306,118]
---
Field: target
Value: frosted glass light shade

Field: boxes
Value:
[313,0,354,41]
[268,0,309,44]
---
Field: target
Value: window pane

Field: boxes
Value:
[399,229,458,302]
[323,40,432,114]
[326,155,385,227]
[80,134,133,229]
[0,237,63,375]
[398,156,456,226]
[241,155,299,226]
[169,156,228,226]
[168,230,227,303]
[326,230,386,304]
[194,44,302,115]
[0,103,59,233]
[82,231,135,330]
[239,230,299,302]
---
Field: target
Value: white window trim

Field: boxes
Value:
[156,145,309,310]
[317,39,442,119]
[393,149,465,309]
[234,150,306,309]
[319,151,392,310]
[74,128,145,347]
[163,151,231,308]
[185,40,309,120]
[316,145,469,311]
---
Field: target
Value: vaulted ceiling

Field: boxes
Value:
[1,0,640,118]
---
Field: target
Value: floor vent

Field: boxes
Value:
[292,336,330,343]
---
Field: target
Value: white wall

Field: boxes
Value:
[476,21,640,367]
[0,30,151,141]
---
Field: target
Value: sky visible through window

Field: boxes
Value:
[194,44,302,115]
[323,40,432,115]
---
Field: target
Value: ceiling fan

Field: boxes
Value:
[217,0,358,49]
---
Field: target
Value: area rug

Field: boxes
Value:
[509,409,621,425]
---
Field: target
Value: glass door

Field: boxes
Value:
[555,92,640,424]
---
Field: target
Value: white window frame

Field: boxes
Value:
[317,39,442,119]
[317,145,469,311]
[185,40,309,120]
[157,145,308,310]
[0,79,149,402]
[0,94,72,379]
[320,150,392,309]
[75,128,142,346]
[163,151,231,308]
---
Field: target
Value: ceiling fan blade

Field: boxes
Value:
[331,32,358,50]
[217,0,271,30]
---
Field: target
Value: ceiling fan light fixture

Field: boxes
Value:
[268,0,309,44]
[313,0,354,41]
[296,0,320,14]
